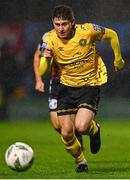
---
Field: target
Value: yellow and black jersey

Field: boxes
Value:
[41,23,108,87]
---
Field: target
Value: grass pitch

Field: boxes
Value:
[0,119,130,179]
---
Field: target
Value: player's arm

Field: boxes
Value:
[102,28,125,71]
[34,42,53,92]
[33,48,45,92]
[38,38,53,76]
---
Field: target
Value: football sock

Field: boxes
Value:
[87,120,98,136]
[61,135,85,162]
[75,130,83,149]
[78,159,87,165]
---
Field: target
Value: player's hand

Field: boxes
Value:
[35,80,45,92]
[114,58,125,71]
[44,48,53,59]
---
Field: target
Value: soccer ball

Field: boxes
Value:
[5,142,34,171]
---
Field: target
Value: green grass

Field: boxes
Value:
[0,119,130,179]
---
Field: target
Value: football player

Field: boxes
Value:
[34,5,124,173]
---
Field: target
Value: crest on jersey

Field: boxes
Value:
[79,39,87,46]
[58,47,64,51]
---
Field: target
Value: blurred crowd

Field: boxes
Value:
[0,0,130,120]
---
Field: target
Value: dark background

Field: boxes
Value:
[0,0,130,120]
[1,0,130,22]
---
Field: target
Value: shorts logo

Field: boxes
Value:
[79,39,87,46]
[49,99,57,110]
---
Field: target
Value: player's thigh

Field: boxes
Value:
[70,114,76,123]
[50,111,60,129]
[58,114,74,136]
[75,108,95,133]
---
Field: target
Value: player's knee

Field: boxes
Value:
[61,129,73,141]
[76,124,87,135]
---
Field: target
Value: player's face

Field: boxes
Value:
[53,17,73,39]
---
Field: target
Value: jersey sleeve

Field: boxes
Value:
[41,32,53,49]
[38,32,53,56]
[86,23,106,41]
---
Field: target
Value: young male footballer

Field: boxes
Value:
[34,5,125,173]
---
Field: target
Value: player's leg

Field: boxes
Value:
[50,111,61,133]
[49,104,84,150]
[58,113,88,173]
[75,108,101,154]
[75,86,101,154]
[49,98,83,148]
[75,130,83,150]
[57,84,88,173]
[49,96,86,171]
[70,114,83,150]
[89,121,100,154]
[49,78,83,149]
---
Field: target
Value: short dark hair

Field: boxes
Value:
[52,5,75,22]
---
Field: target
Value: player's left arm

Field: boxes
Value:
[101,28,125,71]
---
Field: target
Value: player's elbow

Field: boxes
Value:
[103,28,118,40]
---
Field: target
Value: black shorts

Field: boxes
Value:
[48,77,62,111]
[57,84,100,116]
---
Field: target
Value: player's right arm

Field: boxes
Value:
[34,41,53,92]
[34,31,54,92]
[34,47,45,92]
